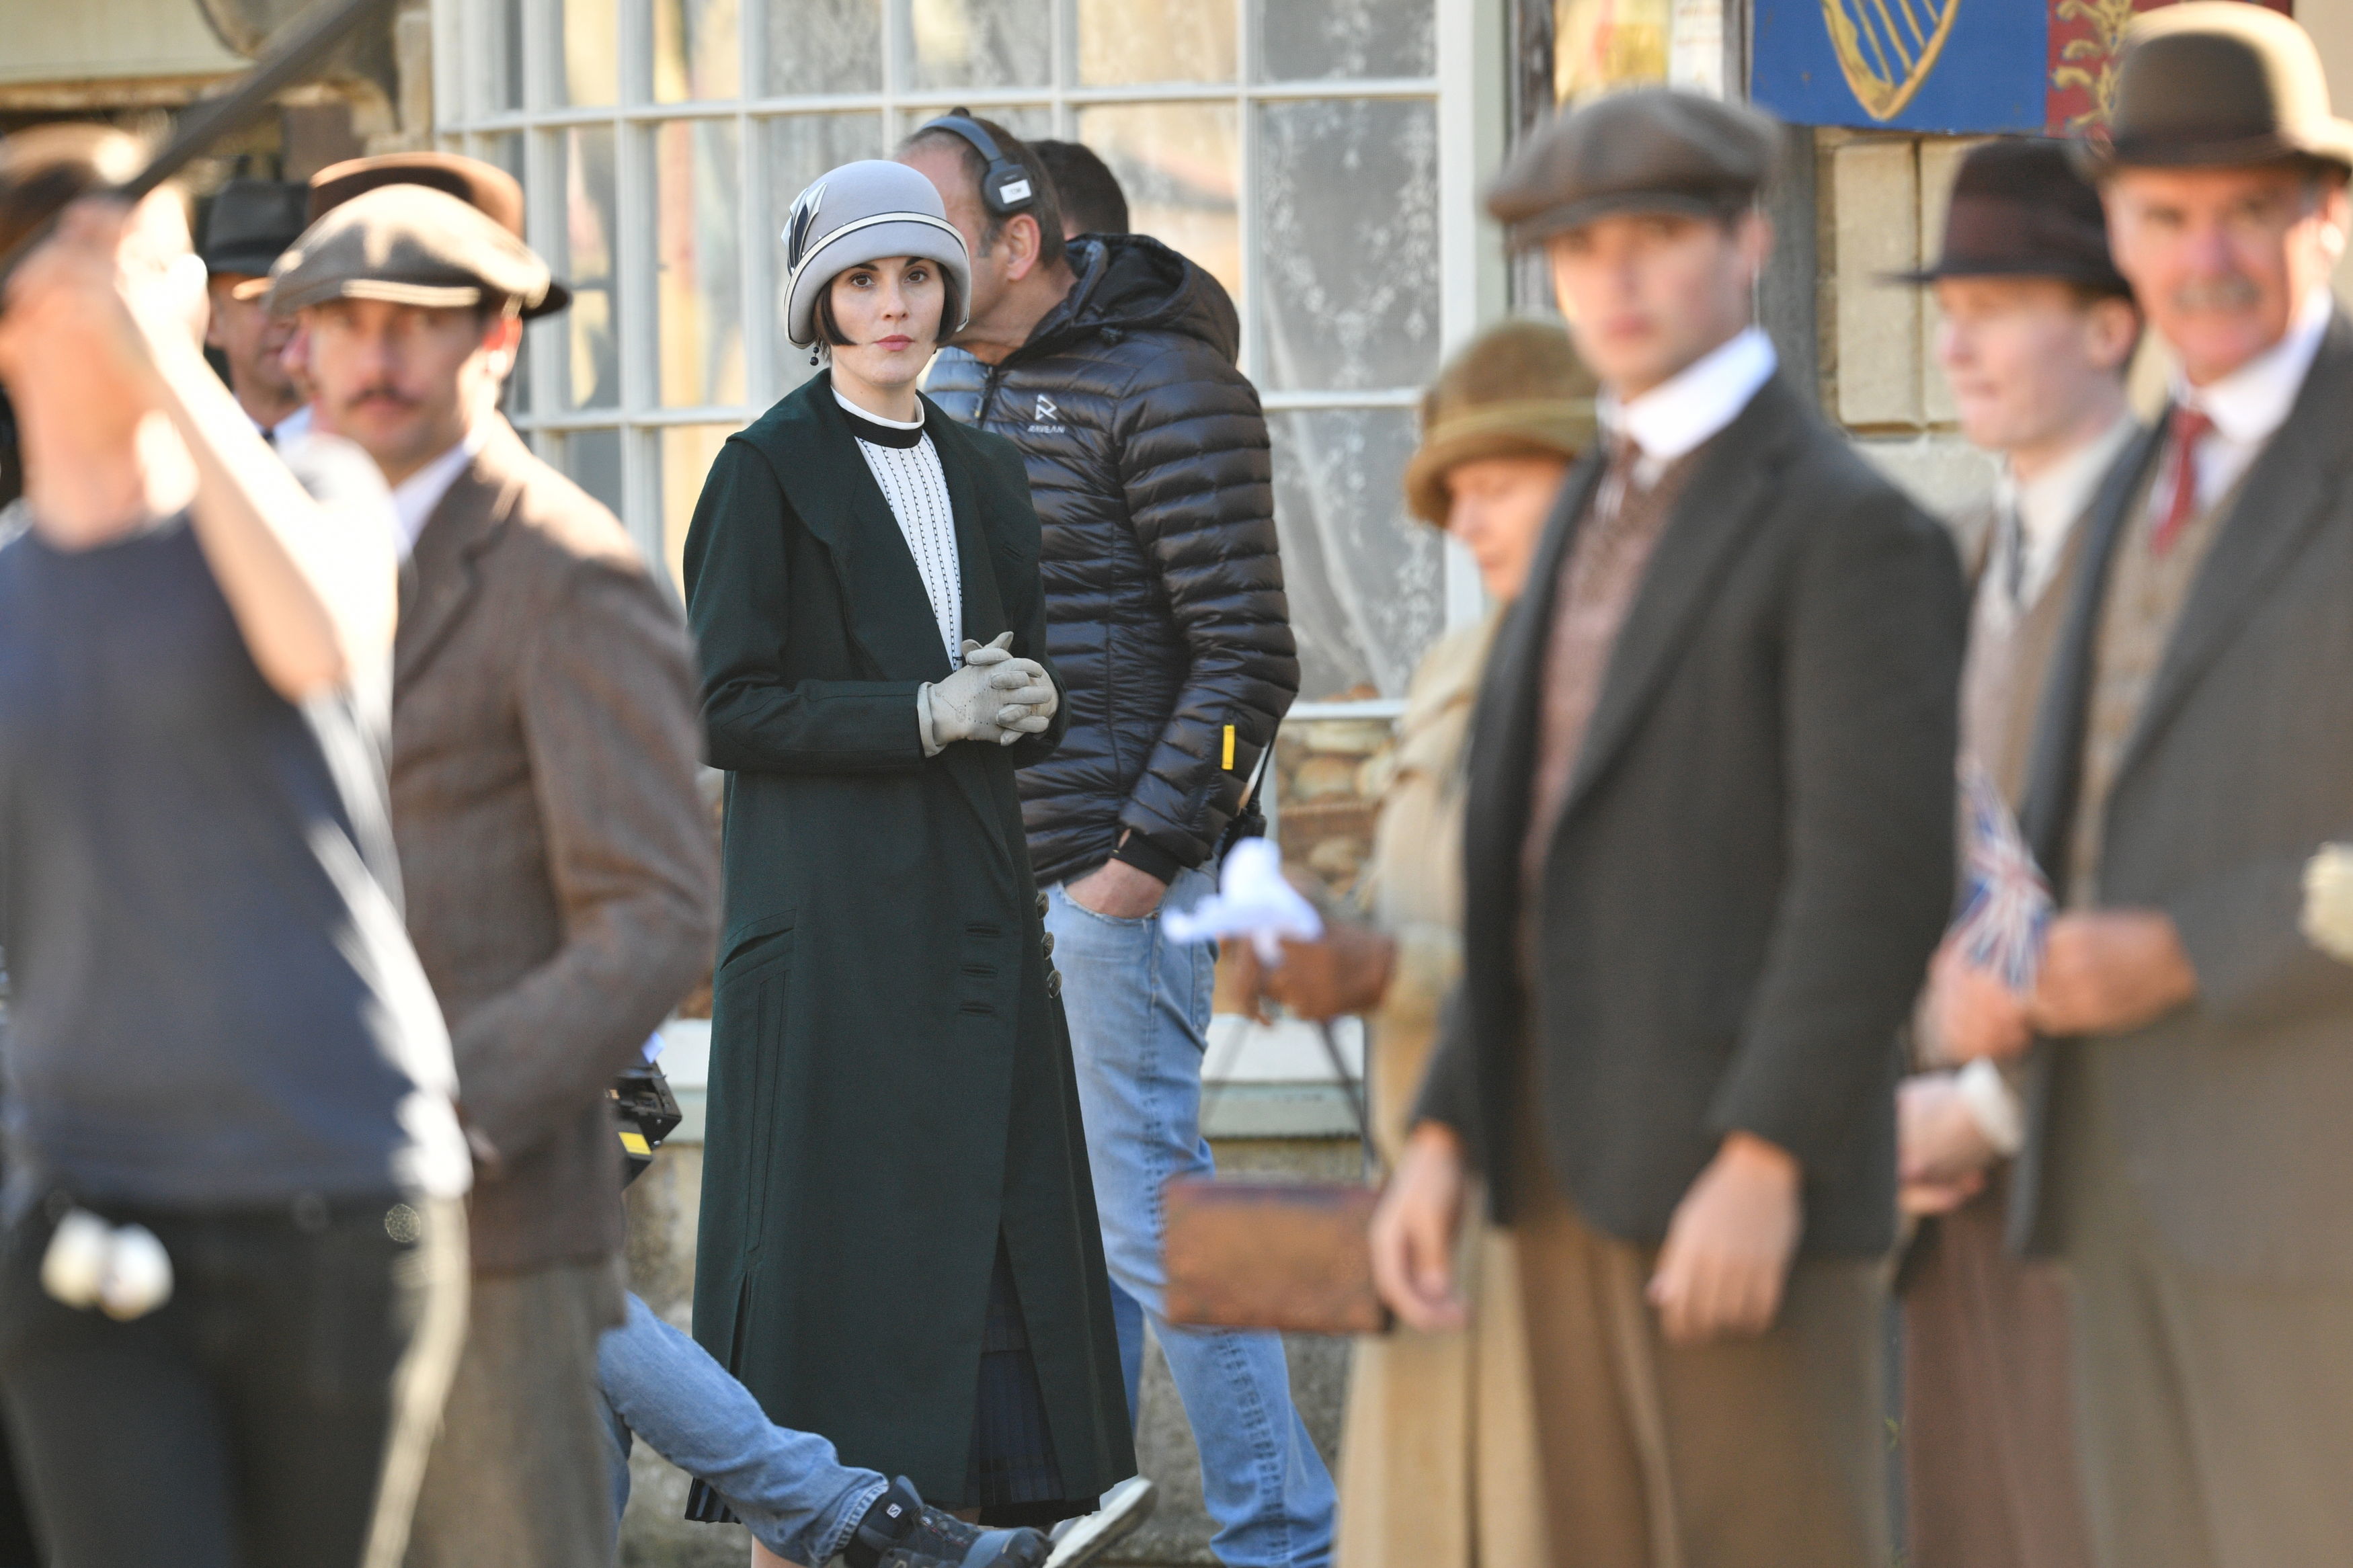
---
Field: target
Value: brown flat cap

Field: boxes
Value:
[1895,138,2131,296]
[1405,321,1597,524]
[266,183,553,316]
[2083,2,2353,174]
[1488,88,1780,247]
[308,151,571,317]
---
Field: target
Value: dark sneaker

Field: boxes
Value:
[1045,1477,1158,1567]
[848,1478,1048,1568]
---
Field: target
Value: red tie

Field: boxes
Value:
[2151,406,2215,556]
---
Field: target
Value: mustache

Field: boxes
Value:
[337,384,420,412]
[2169,275,2264,313]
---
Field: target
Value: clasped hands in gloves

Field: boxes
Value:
[919,632,1058,755]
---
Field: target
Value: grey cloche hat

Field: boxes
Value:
[782,159,972,349]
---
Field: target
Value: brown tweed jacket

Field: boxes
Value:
[392,419,718,1274]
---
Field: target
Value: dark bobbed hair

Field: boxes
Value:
[815,257,963,352]
[898,116,1068,269]
[1031,139,1128,236]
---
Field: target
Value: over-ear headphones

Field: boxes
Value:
[916,108,1036,218]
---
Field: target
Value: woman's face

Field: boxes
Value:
[1445,452,1571,602]
[827,255,946,390]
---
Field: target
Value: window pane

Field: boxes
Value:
[476,135,534,414]
[1257,98,1439,392]
[483,0,525,111]
[559,0,619,105]
[765,0,882,95]
[903,0,1051,90]
[1074,103,1240,303]
[557,427,625,520]
[1269,407,1441,700]
[556,124,621,410]
[1258,0,1435,80]
[1077,0,1236,85]
[660,423,737,590]
[655,0,742,101]
[657,120,746,408]
[764,114,889,394]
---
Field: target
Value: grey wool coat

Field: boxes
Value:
[2011,312,2353,1282]
[681,374,1133,1505]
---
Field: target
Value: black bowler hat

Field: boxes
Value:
[1894,139,2132,298]
[200,178,310,279]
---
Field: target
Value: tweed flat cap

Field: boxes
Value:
[1895,138,2131,296]
[307,151,571,318]
[1405,320,1597,524]
[2083,2,2353,173]
[200,179,309,278]
[265,184,552,315]
[1488,88,1780,247]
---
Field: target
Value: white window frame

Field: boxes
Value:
[431,0,1507,645]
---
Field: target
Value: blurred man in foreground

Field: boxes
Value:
[1371,89,1964,1567]
[275,181,717,1567]
[1944,9,2353,1565]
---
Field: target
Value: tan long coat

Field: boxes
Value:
[1337,612,1550,1568]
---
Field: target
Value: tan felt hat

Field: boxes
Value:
[264,183,553,317]
[1404,319,1599,525]
[306,151,573,318]
[2083,2,2353,174]
[1486,87,1781,249]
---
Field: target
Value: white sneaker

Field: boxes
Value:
[1043,1476,1158,1568]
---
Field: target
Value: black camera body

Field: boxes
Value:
[609,1062,683,1188]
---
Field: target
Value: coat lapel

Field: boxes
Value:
[395,424,526,690]
[1552,376,1800,825]
[762,378,959,686]
[2109,315,2353,790]
[1463,450,1606,907]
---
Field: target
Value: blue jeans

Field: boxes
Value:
[599,1292,887,1565]
[1047,865,1337,1568]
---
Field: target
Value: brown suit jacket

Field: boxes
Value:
[393,420,718,1274]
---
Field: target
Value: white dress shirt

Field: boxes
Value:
[1601,325,1779,487]
[2161,284,2332,516]
[391,431,483,562]
[1985,411,2140,620]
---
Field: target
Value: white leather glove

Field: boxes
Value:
[920,633,1056,753]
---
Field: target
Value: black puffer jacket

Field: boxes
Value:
[927,235,1299,888]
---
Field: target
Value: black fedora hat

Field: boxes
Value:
[200,178,310,280]
[1894,138,2132,296]
[2081,2,2353,174]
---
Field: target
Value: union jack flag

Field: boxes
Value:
[1952,760,2051,993]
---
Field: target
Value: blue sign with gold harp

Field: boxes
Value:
[1751,0,2050,132]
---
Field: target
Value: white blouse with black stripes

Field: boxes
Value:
[836,388,963,667]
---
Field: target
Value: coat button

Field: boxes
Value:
[1037,892,1049,919]
[1047,968,1063,999]
[1041,932,1055,959]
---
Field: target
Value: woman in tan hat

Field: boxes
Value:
[1231,317,1596,1568]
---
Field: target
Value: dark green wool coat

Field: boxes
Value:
[681,374,1133,1505]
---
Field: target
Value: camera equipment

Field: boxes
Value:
[610,1061,683,1188]
[914,108,1037,217]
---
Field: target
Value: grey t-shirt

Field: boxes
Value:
[0,444,470,1210]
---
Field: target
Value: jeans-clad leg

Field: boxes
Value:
[598,1292,887,1566]
[1047,867,1337,1568]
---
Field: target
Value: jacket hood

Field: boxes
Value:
[1018,233,1240,366]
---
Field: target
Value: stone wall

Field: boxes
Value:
[618,1137,1360,1567]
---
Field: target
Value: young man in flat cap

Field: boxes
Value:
[1371,88,1966,1568]
[270,183,719,1568]
[1892,136,2141,1568]
[198,177,312,443]
[1939,9,2353,1566]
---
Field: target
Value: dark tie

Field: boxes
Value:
[2151,405,2215,556]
